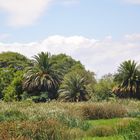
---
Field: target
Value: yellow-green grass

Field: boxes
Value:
[0,100,139,139]
[87,118,135,127]
[83,135,124,140]
[84,118,135,138]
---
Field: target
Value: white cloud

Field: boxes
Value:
[0,0,79,27]
[0,0,52,27]
[125,33,140,41]
[0,34,140,78]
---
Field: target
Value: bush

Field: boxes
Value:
[81,102,127,120]
[87,125,117,137]
[3,71,23,102]
[0,119,86,140]
[92,74,116,101]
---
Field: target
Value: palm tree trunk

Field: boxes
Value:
[136,81,140,99]
[130,86,133,98]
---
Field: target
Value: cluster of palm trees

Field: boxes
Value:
[23,52,89,101]
[22,52,140,101]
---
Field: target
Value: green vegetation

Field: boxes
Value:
[0,51,30,69]
[59,71,90,102]
[23,52,62,100]
[114,60,140,99]
[0,101,138,139]
[93,74,116,101]
[1,51,140,102]
[1,51,140,139]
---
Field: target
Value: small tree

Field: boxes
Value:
[0,68,15,99]
[59,71,90,102]
[114,60,140,99]
[93,74,116,101]
[3,71,23,101]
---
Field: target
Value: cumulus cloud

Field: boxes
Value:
[0,0,79,27]
[0,35,140,77]
[0,0,52,27]
[124,33,140,41]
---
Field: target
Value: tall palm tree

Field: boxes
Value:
[59,73,89,102]
[23,52,62,97]
[115,60,140,98]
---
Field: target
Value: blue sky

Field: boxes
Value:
[0,0,140,77]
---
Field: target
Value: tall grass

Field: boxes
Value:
[0,100,139,139]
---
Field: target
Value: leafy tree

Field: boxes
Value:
[0,52,30,70]
[0,52,30,100]
[114,60,140,98]
[93,74,116,101]
[0,68,15,99]
[23,52,62,99]
[51,54,97,100]
[51,54,84,76]
[3,71,24,101]
[59,72,90,102]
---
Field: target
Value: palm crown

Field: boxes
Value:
[23,52,61,92]
[115,60,140,98]
[59,73,89,102]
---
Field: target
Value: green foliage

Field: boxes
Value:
[0,52,31,100]
[51,54,84,76]
[0,68,15,98]
[0,51,30,69]
[32,91,49,103]
[59,71,91,102]
[23,52,62,99]
[0,51,96,101]
[3,71,24,101]
[93,74,116,101]
[114,60,140,99]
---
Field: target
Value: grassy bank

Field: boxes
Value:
[0,100,140,139]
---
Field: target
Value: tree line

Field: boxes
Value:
[0,51,140,102]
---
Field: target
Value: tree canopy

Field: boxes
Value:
[0,51,140,102]
[0,52,30,70]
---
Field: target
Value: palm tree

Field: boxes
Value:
[23,52,62,98]
[59,72,89,102]
[114,60,140,98]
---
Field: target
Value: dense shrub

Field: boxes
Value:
[0,119,87,140]
[92,74,116,101]
[81,102,127,120]
[3,71,24,101]
[87,125,117,137]
[0,120,63,140]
